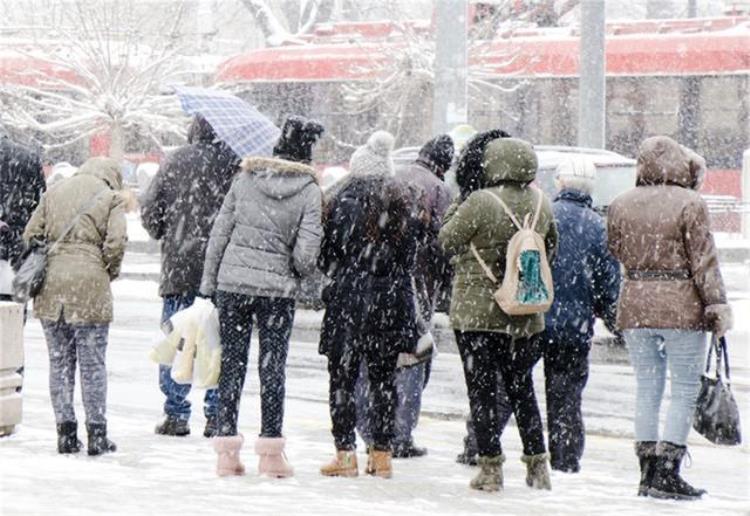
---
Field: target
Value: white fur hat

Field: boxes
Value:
[555,156,597,194]
[349,130,395,178]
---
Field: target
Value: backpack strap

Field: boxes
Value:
[484,190,523,230]
[470,242,498,285]
[483,188,544,231]
[530,187,544,231]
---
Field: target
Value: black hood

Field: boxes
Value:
[187,115,217,144]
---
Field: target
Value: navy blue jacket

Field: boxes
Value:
[544,189,621,343]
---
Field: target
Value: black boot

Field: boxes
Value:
[648,442,706,500]
[203,416,218,438]
[87,424,117,456]
[393,440,428,459]
[456,434,478,466]
[634,441,657,496]
[155,416,190,437]
[56,421,82,454]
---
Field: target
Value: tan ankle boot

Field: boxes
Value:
[320,450,358,477]
[365,449,392,479]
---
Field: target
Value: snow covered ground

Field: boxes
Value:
[1,279,749,515]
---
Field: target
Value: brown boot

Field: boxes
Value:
[320,450,359,477]
[365,448,393,479]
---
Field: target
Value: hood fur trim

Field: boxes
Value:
[241,157,318,184]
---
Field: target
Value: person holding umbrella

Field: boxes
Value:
[201,116,324,478]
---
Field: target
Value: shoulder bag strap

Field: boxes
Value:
[47,188,110,254]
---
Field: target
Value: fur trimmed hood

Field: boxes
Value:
[241,156,319,200]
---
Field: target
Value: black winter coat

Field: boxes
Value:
[141,120,239,297]
[543,189,620,343]
[318,176,419,357]
[0,135,45,267]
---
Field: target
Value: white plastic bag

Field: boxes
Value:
[194,307,221,389]
[148,298,218,387]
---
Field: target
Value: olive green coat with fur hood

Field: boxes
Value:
[607,136,731,333]
[23,157,128,324]
[439,138,558,337]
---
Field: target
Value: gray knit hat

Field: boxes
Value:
[349,130,395,178]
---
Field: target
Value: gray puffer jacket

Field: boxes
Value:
[200,157,322,299]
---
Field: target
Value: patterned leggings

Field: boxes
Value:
[41,318,109,426]
[215,291,295,438]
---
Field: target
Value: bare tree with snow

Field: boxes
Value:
[0,0,191,161]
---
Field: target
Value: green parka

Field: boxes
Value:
[23,157,127,324]
[439,138,558,337]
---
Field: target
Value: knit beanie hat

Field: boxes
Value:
[273,115,325,164]
[349,130,395,178]
[416,134,455,177]
[555,156,597,194]
[448,124,477,153]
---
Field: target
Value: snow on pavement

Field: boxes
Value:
[1,280,749,515]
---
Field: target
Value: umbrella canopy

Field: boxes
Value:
[174,86,280,158]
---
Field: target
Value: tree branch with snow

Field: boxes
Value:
[0,0,191,161]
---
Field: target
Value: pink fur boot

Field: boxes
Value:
[213,435,246,477]
[255,437,294,478]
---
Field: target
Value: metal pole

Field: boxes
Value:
[678,0,699,149]
[578,0,606,149]
[743,149,750,239]
[432,0,468,135]
[687,0,697,17]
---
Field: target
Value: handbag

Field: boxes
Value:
[12,189,109,304]
[692,336,742,445]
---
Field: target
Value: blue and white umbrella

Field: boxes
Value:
[174,86,280,158]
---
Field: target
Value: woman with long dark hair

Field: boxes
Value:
[318,131,419,479]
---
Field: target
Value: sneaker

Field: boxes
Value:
[155,416,190,437]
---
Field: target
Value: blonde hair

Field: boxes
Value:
[555,157,596,194]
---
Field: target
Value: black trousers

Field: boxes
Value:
[464,374,513,455]
[328,334,399,451]
[215,291,295,438]
[455,330,545,457]
[542,335,590,471]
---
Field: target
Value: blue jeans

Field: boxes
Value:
[625,329,707,445]
[158,294,218,421]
